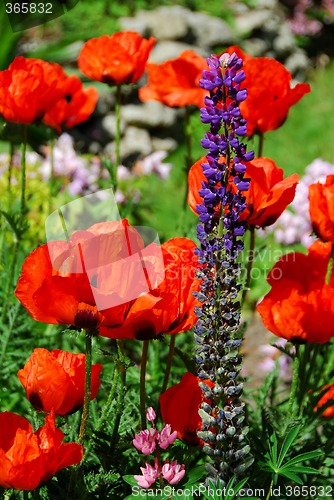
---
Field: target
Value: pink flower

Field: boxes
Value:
[146,407,156,423]
[134,461,159,488]
[132,428,158,455]
[158,424,177,450]
[161,460,185,485]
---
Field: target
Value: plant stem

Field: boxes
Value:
[325,243,334,284]
[110,340,127,445]
[241,226,255,306]
[161,335,176,394]
[258,132,264,157]
[20,125,27,220]
[178,107,193,230]
[81,362,120,463]
[287,344,300,419]
[48,136,55,214]
[184,106,193,171]
[0,302,20,364]
[97,364,120,432]
[7,142,14,211]
[0,129,26,324]
[0,238,18,324]
[265,478,273,500]
[78,331,93,445]
[140,340,149,429]
[113,85,122,192]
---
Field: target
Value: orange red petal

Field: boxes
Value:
[78,32,155,85]
[18,349,102,415]
[160,372,213,446]
[257,241,334,343]
[0,411,82,490]
[139,50,208,108]
[309,174,334,243]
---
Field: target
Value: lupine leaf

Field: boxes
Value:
[277,425,301,467]
[280,450,323,468]
[278,470,303,484]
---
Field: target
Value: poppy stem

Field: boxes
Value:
[113,84,122,192]
[178,107,193,230]
[241,226,255,306]
[7,142,14,210]
[20,125,27,220]
[325,243,334,284]
[140,340,149,429]
[161,335,176,394]
[110,340,127,445]
[287,344,300,420]
[258,132,264,157]
[97,364,120,432]
[48,136,55,214]
[184,106,193,172]
[78,331,93,445]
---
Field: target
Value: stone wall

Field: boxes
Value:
[76,2,312,164]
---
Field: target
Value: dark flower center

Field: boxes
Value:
[134,323,157,340]
[74,303,100,330]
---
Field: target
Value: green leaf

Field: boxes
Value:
[279,470,303,484]
[228,476,249,498]
[269,432,278,465]
[277,425,301,467]
[280,450,323,469]
[123,475,138,487]
[182,465,206,487]
[281,465,319,475]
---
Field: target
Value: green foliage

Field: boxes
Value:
[258,425,323,485]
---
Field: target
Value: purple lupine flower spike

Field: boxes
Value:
[194,52,254,485]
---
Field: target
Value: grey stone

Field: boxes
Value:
[151,137,178,153]
[244,38,269,57]
[136,6,190,41]
[88,141,101,155]
[188,12,235,48]
[284,49,311,77]
[105,127,152,160]
[235,10,273,35]
[256,0,278,8]
[101,113,126,141]
[273,23,295,56]
[149,41,206,63]
[119,16,150,36]
[121,101,178,129]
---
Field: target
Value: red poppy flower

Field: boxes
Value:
[241,158,299,227]
[257,240,334,343]
[0,56,64,124]
[78,31,155,85]
[43,74,98,133]
[0,411,83,490]
[238,56,311,135]
[314,385,334,418]
[15,220,157,330]
[139,50,208,108]
[18,349,102,415]
[188,156,298,228]
[100,238,200,340]
[159,372,213,446]
[309,175,334,243]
